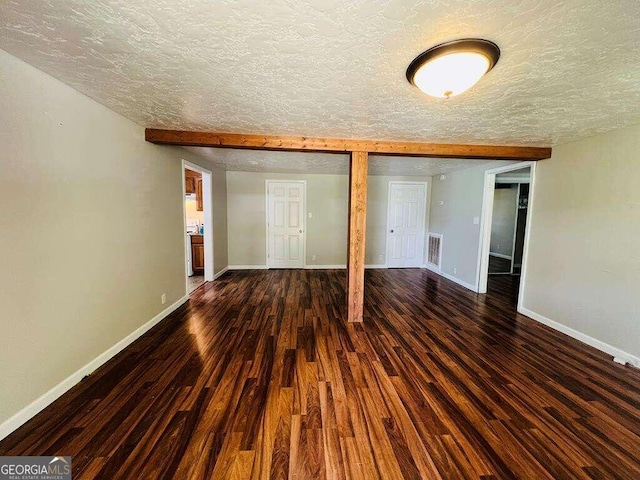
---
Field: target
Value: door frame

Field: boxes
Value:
[476,162,536,310]
[265,180,307,269]
[385,181,429,268]
[509,183,524,274]
[182,160,214,291]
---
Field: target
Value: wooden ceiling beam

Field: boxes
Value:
[145,129,552,160]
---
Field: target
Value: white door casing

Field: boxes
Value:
[386,182,427,268]
[477,161,535,303]
[182,160,214,286]
[266,181,306,268]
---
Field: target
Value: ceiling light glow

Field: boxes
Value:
[406,39,500,99]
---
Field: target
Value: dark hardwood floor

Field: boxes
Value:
[2,269,639,479]
[488,255,512,274]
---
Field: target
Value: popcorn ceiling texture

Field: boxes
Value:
[2,0,640,147]
[186,148,498,175]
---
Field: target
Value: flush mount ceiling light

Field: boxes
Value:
[406,38,500,99]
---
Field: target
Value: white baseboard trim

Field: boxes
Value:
[229,265,390,270]
[365,264,387,269]
[422,263,440,273]
[489,252,512,260]
[518,307,640,369]
[227,265,268,270]
[422,264,479,293]
[213,266,229,280]
[304,264,346,269]
[0,294,189,441]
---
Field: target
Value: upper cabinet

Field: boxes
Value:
[185,169,204,211]
[196,178,203,211]
[185,176,196,194]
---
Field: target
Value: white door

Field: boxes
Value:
[386,182,427,268]
[267,181,305,268]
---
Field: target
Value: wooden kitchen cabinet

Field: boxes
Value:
[185,169,203,211]
[191,235,204,274]
[196,178,203,211]
[185,176,196,194]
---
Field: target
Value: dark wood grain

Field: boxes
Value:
[2,270,639,479]
[190,235,204,275]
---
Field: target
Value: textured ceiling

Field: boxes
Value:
[187,148,497,176]
[2,0,640,148]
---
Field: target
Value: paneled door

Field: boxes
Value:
[266,181,306,268]
[386,182,427,268]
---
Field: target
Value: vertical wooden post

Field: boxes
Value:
[347,151,368,322]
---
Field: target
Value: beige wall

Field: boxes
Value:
[490,186,518,257]
[226,171,431,266]
[365,176,432,265]
[0,50,225,428]
[211,166,229,274]
[227,172,348,266]
[523,124,640,359]
[429,161,516,287]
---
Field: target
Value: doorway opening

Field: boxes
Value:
[488,177,530,275]
[183,161,214,293]
[478,162,535,307]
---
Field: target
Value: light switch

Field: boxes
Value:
[438,200,444,206]
[308,212,313,218]
[473,216,480,225]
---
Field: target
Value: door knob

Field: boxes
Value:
[299,230,303,233]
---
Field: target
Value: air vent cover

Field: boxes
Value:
[427,233,443,269]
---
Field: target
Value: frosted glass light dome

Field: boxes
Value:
[407,39,500,99]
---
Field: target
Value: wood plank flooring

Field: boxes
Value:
[1,269,639,479]
[488,255,512,274]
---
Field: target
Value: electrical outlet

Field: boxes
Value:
[308,212,313,218]
[312,254,317,261]
[453,268,457,274]
[378,254,384,261]
[438,200,444,206]
[473,216,480,225]
[161,293,166,305]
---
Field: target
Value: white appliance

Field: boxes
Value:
[186,234,193,277]
[186,219,199,277]
[186,219,199,234]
